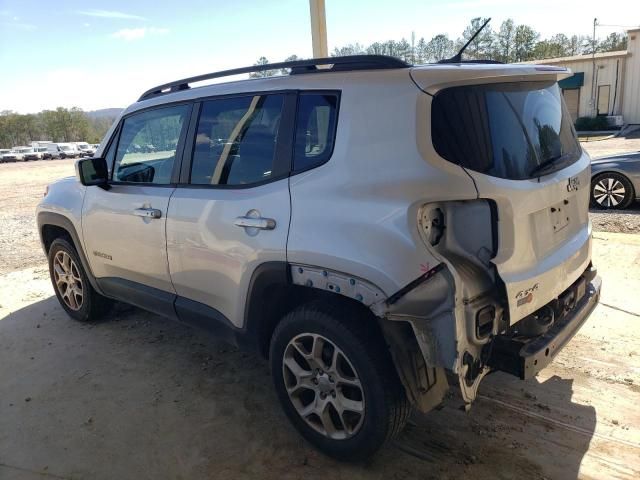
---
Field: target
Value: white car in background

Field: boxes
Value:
[0,149,10,161]
[57,143,79,159]
[78,143,97,157]
[75,142,92,157]
[32,142,62,160]
[24,147,49,161]
[3,147,31,162]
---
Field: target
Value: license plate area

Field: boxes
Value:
[550,200,570,234]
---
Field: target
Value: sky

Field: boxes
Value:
[0,0,638,113]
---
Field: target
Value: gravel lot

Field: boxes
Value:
[1,141,639,479]
[0,159,74,275]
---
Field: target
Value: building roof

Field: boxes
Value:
[527,50,629,65]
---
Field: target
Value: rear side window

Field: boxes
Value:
[190,94,284,186]
[293,93,338,171]
[431,81,580,180]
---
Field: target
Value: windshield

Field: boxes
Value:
[60,146,71,151]
[431,81,581,180]
[19,148,33,153]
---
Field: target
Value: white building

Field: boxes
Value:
[530,28,640,126]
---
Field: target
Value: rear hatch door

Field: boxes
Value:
[412,65,591,323]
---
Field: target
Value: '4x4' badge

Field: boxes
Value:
[516,283,539,306]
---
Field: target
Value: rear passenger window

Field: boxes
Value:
[190,95,284,186]
[293,93,338,171]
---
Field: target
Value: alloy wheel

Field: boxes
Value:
[53,251,83,311]
[283,333,365,440]
[593,177,626,208]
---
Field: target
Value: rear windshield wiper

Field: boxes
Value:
[529,153,572,177]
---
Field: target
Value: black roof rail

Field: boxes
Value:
[138,55,410,101]
[438,59,505,65]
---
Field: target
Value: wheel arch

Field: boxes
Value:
[242,262,386,358]
[37,211,103,294]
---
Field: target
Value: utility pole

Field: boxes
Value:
[591,17,598,116]
[309,0,328,58]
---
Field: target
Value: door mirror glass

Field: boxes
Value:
[76,157,109,187]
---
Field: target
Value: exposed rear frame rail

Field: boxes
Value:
[138,55,410,101]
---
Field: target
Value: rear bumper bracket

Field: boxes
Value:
[487,273,601,380]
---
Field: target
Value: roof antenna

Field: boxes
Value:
[439,17,491,64]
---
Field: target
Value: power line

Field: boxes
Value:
[596,24,640,28]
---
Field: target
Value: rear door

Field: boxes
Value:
[82,104,191,314]
[562,88,580,122]
[428,79,591,323]
[166,92,295,327]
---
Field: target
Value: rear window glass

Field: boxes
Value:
[431,81,581,180]
[293,93,338,171]
[190,94,284,186]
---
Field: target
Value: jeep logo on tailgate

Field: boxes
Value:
[567,176,580,192]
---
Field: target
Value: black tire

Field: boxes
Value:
[48,238,112,322]
[270,300,410,461]
[591,172,634,210]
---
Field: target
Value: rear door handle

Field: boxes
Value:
[234,216,276,230]
[133,208,162,219]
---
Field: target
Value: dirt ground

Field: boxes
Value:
[1,143,639,479]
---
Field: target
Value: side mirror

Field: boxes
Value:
[76,157,109,189]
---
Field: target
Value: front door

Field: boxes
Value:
[562,88,580,122]
[597,85,610,116]
[82,104,192,312]
[166,93,294,328]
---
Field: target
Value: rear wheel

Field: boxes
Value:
[591,172,634,209]
[270,300,410,461]
[48,238,112,321]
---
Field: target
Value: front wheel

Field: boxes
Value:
[48,238,112,321]
[591,172,634,209]
[270,301,410,461]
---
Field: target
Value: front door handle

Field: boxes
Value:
[234,216,276,230]
[133,208,162,219]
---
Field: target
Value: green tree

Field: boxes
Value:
[279,55,301,75]
[599,32,627,52]
[426,34,455,62]
[332,43,366,56]
[366,42,385,55]
[513,25,539,62]
[249,57,277,78]
[460,17,494,59]
[415,37,428,63]
[496,19,516,62]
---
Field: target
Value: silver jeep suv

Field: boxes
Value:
[37,55,601,460]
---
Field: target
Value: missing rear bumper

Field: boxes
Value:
[487,273,601,380]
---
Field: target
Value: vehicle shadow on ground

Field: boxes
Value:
[0,296,596,480]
